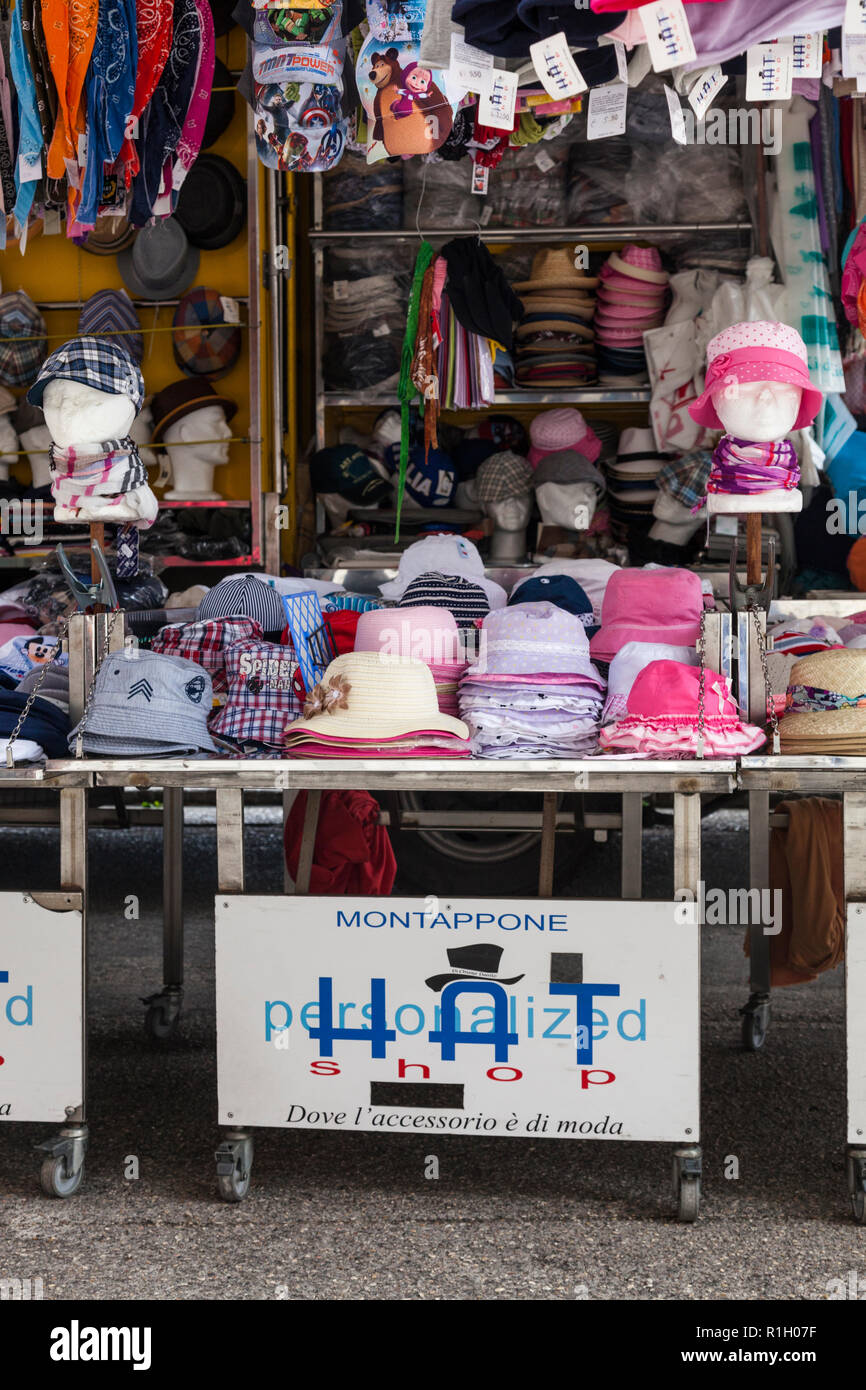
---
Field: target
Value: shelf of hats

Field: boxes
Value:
[0,7,273,598]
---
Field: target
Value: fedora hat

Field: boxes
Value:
[779,649,866,749]
[150,377,238,443]
[117,218,199,301]
[202,58,236,149]
[514,247,599,293]
[80,214,138,257]
[175,155,246,251]
[424,944,525,993]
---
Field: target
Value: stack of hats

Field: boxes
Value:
[598,661,766,759]
[380,535,507,629]
[595,247,669,387]
[151,616,266,695]
[512,249,598,389]
[209,638,302,755]
[285,653,472,758]
[198,575,287,638]
[354,607,467,719]
[0,662,70,761]
[459,603,605,759]
[68,652,217,757]
[528,408,602,469]
[511,558,618,626]
[506,572,598,637]
[590,568,704,670]
[601,642,699,726]
[323,270,406,393]
[604,427,673,543]
[778,650,866,755]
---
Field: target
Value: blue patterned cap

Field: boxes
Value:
[27,336,144,411]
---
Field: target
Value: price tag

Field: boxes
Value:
[449,33,494,93]
[534,147,555,173]
[664,84,688,144]
[714,514,739,537]
[587,82,628,140]
[332,280,349,301]
[372,322,391,338]
[477,68,518,131]
[77,132,87,166]
[858,73,866,92]
[479,200,493,222]
[638,0,697,73]
[687,65,727,117]
[791,32,824,78]
[843,29,866,76]
[471,161,490,195]
[613,39,629,84]
[745,39,794,102]
[845,0,866,37]
[42,207,61,236]
[529,31,587,100]
[220,296,240,324]
[17,152,41,183]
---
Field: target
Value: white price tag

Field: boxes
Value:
[471,161,490,196]
[77,132,87,166]
[42,207,61,236]
[745,39,794,102]
[845,0,866,37]
[219,296,240,324]
[534,147,555,173]
[613,39,629,84]
[858,73,866,92]
[332,280,349,301]
[639,0,697,73]
[17,152,41,183]
[477,68,518,131]
[843,30,866,77]
[792,33,824,78]
[372,321,391,338]
[587,82,628,140]
[687,65,727,117]
[449,33,494,93]
[479,200,493,222]
[714,514,739,536]
[664,84,688,144]
[529,31,587,100]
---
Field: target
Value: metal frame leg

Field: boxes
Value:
[672,791,702,1221]
[214,786,253,1199]
[143,788,185,1039]
[538,792,557,897]
[742,789,771,1051]
[844,792,866,1222]
[621,792,642,900]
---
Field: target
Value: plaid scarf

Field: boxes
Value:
[707,435,799,496]
[49,437,147,510]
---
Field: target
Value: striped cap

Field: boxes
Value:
[399,572,489,631]
[198,575,286,633]
[173,288,242,380]
[78,290,144,365]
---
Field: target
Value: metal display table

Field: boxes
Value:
[740,756,866,1221]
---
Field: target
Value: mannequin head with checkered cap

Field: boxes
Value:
[28,338,145,447]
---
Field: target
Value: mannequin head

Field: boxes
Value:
[18,425,53,489]
[712,378,802,444]
[535,481,596,531]
[485,495,531,564]
[0,414,17,481]
[161,403,231,499]
[129,402,158,468]
[42,379,136,446]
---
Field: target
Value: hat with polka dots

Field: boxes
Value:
[689,320,823,431]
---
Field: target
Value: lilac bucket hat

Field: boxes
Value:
[466,601,603,682]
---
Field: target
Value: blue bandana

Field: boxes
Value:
[78,0,138,226]
[9,2,43,232]
[130,0,201,227]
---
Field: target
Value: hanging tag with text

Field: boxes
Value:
[530,31,587,99]
[745,39,794,102]
[477,68,518,130]
[845,0,866,37]
[639,0,697,73]
[664,84,688,144]
[791,32,824,78]
[448,33,494,94]
[587,82,628,140]
[687,65,727,117]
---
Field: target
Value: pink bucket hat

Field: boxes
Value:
[589,567,704,662]
[354,605,462,664]
[689,320,823,431]
[607,247,669,284]
[598,660,767,758]
[528,408,601,466]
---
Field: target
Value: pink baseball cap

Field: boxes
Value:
[589,567,703,662]
[528,408,601,466]
[689,320,823,431]
[354,605,462,664]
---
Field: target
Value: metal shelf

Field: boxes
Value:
[324,388,651,407]
[310,222,751,244]
[158,499,252,509]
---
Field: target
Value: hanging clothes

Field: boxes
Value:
[41,0,98,189]
[283,790,397,896]
[30,0,65,207]
[168,0,214,212]
[9,0,43,235]
[115,0,174,188]
[129,0,201,226]
[0,34,17,236]
[74,0,137,230]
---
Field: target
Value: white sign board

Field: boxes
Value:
[216,897,699,1142]
[847,903,866,1143]
[0,894,83,1123]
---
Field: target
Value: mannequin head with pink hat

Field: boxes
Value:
[690,320,822,443]
[528,408,602,468]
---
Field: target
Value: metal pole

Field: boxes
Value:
[162,788,184,990]
[621,792,643,899]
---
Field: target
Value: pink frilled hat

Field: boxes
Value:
[689,320,823,431]
[598,660,767,758]
[528,407,601,466]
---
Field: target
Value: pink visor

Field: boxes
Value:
[689,347,823,430]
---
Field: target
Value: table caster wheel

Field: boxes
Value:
[142,988,183,1041]
[216,1132,253,1203]
[848,1149,866,1224]
[40,1155,84,1198]
[740,995,770,1051]
[672,1146,701,1223]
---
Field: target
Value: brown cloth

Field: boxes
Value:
[745,797,845,987]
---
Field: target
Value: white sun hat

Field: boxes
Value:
[285,652,470,743]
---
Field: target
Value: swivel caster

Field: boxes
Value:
[35,1125,88,1199]
[740,993,770,1051]
[142,987,183,1041]
[216,1131,253,1203]
[673,1146,702,1223]
[847,1148,866,1224]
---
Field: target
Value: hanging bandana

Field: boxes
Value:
[9,1,43,234]
[41,0,99,186]
[75,0,138,230]
[171,0,215,205]
[706,435,800,497]
[129,0,201,227]
[116,0,174,187]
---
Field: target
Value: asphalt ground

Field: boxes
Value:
[0,807,859,1302]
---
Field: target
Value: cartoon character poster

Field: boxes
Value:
[255,81,347,172]
[356,35,454,161]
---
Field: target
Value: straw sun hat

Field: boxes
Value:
[779,648,866,749]
[514,247,599,293]
[285,652,469,742]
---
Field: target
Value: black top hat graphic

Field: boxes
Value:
[425,944,524,993]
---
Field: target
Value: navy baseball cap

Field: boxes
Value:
[310,445,391,507]
[384,444,456,508]
[509,574,598,635]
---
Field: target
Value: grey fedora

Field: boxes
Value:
[117,218,200,301]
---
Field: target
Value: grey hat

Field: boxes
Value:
[17,665,69,713]
[117,218,200,302]
[13,397,45,435]
[532,450,605,493]
[475,451,534,503]
[68,650,216,755]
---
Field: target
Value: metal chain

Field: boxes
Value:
[75,611,123,758]
[696,607,706,760]
[748,604,780,755]
[4,614,71,767]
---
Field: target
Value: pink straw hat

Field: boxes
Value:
[607,247,669,284]
[528,407,601,466]
[689,320,823,431]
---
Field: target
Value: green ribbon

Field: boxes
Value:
[395,239,435,542]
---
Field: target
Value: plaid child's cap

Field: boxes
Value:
[27,337,145,411]
[172,288,242,381]
[475,450,533,503]
[78,290,144,365]
[0,291,48,388]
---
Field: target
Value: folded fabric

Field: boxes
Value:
[0,690,70,758]
[0,736,44,763]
